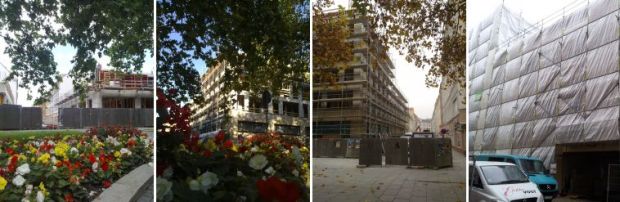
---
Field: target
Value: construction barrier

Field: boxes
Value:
[59,108,153,128]
[0,105,42,130]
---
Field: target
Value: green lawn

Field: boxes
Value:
[0,129,84,140]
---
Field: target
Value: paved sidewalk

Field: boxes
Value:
[313,150,466,202]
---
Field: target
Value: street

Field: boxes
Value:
[313,150,466,202]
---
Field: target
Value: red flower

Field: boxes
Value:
[101,162,109,172]
[103,180,112,188]
[127,139,136,148]
[223,140,233,149]
[203,150,212,158]
[64,194,74,202]
[215,130,225,144]
[256,176,301,202]
[88,153,96,164]
[81,168,92,177]
[5,148,14,155]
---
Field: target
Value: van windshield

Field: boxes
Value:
[519,159,545,174]
[480,165,530,185]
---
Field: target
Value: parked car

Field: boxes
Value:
[469,160,544,202]
[473,154,558,200]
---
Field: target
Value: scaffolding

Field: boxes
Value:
[468,0,619,168]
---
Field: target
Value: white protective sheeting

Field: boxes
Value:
[469,1,619,167]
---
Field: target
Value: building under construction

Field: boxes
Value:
[45,65,154,125]
[190,61,310,137]
[0,62,16,105]
[468,1,619,200]
[313,11,409,138]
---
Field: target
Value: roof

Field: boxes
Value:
[468,160,517,167]
[474,154,541,161]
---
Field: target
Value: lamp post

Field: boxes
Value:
[262,90,272,133]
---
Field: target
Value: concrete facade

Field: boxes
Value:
[45,66,154,125]
[407,107,421,133]
[190,61,310,137]
[0,62,16,105]
[313,11,409,138]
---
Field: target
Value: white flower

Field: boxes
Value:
[292,169,299,177]
[106,136,120,146]
[237,170,244,177]
[120,148,131,156]
[265,166,275,175]
[21,198,30,202]
[250,146,259,153]
[51,156,57,165]
[36,191,44,202]
[92,162,99,172]
[162,167,174,178]
[13,175,25,187]
[188,179,200,191]
[197,171,219,192]
[156,177,173,202]
[16,163,30,175]
[70,147,78,154]
[249,154,268,170]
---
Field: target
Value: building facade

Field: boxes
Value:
[436,79,466,153]
[190,61,310,137]
[469,1,619,199]
[45,65,154,125]
[0,62,16,105]
[313,11,409,138]
[407,107,421,133]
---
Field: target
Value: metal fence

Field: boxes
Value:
[313,138,360,158]
[315,137,454,168]
[0,104,42,130]
[59,108,153,128]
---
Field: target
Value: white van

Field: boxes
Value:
[469,161,544,202]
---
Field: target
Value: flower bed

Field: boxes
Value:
[0,127,153,201]
[156,89,310,201]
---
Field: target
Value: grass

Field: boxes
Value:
[0,129,84,140]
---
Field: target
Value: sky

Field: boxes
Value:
[0,40,154,107]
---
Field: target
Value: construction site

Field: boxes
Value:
[468,0,619,200]
[312,10,410,138]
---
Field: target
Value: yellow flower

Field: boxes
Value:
[114,151,121,158]
[19,154,27,161]
[206,139,217,151]
[54,142,69,158]
[0,176,6,191]
[38,153,51,164]
[39,182,47,196]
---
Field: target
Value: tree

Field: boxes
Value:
[312,0,353,86]
[157,0,310,104]
[353,0,466,89]
[0,0,153,104]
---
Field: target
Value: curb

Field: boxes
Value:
[94,163,154,202]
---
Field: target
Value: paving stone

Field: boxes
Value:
[313,149,466,202]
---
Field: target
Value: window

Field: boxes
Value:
[238,121,267,133]
[237,95,245,108]
[344,68,354,81]
[275,125,300,135]
[313,121,351,135]
[471,166,483,189]
[141,98,153,108]
[283,101,299,116]
[102,98,135,108]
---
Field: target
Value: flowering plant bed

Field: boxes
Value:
[156,89,310,201]
[0,127,153,201]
